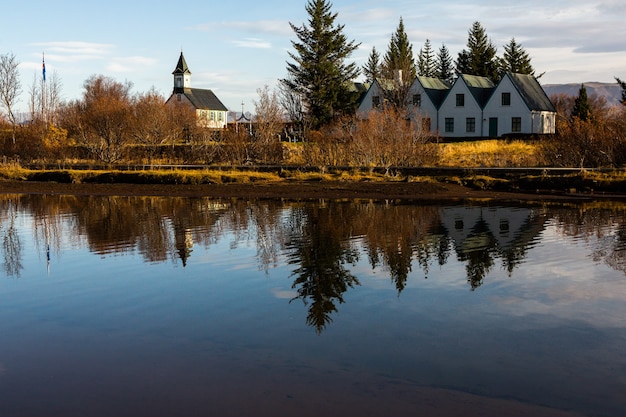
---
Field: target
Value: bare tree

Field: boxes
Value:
[60,75,133,163]
[278,76,307,140]
[131,88,172,164]
[253,85,284,164]
[0,52,22,143]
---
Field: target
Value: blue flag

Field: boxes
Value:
[42,58,46,81]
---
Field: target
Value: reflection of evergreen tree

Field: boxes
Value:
[0,200,23,278]
[360,204,444,293]
[286,205,360,333]
[454,218,497,290]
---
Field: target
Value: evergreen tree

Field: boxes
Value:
[616,77,626,105]
[435,43,454,83]
[501,37,535,75]
[281,0,360,129]
[362,46,381,83]
[572,84,592,121]
[382,17,416,84]
[417,39,436,77]
[456,21,500,81]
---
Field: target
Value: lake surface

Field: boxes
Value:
[1,194,625,417]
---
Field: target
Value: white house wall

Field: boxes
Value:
[407,81,440,135]
[437,79,485,138]
[482,75,530,136]
[357,82,384,118]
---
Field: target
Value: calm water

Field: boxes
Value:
[1,194,625,417]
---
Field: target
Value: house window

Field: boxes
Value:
[210,112,216,121]
[456,94,464,107]
[373,95,380,108]
[512,117,522,132]
[413,94,422,107]
[502,92,511,106]
[466,117,476,133]
[218,112,224,121]
[445,118,454,133]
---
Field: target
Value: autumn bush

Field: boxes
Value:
[542,105,626,168]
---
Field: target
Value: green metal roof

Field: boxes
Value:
[417,76,452,108]
[460,74,495,107]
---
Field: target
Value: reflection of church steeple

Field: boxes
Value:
[174,225,193,267]
[172,52,191,94]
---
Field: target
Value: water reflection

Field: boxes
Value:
[1,194,626,332]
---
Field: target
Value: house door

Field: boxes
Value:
[489,118,498,137]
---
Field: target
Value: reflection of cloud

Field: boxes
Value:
[271,287,297,299]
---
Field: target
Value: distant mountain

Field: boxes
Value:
[542,82,623,105]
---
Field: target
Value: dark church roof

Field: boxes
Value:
[179,88,228,112]
[173,52,191,75]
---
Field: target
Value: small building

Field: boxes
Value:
[482,72,556,136]
[356,79,394,116]
[165,52,228,129]
[437,74,495,138]
[408,76,452,135]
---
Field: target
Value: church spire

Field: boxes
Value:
[173,52,191,93]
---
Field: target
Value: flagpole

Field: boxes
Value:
[42,52,46,123]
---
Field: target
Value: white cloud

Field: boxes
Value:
[106,56,158,73]
[32,41,115,62]
[188,20,292,37]
[232,38,272,49]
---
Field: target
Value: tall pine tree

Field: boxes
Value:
[435,43,454,83]
[456,21,500,82]
[501,37,535,76]
[382,17,416,84]
[572,84,592,121]
[417,39,436,77]
[362,46,381,83]
[281,0,360,129]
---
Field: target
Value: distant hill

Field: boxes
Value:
[542,82,623,105]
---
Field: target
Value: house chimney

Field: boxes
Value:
[394,69,403,87]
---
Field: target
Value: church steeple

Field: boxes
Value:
[172,52,191,93]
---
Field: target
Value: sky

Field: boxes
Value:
[2,0,626,114]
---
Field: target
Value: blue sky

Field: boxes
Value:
[3,0,626,113]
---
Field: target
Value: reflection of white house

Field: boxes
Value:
[440,205,544,254]
[357,72,556,137]
[165,52,228,129]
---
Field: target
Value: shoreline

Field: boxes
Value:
[0,179,618,202]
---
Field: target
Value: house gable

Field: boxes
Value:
[408,76,451,134]
[483,72,556,136]
[438,74,494,137]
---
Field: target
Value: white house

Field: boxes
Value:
[437,74,495,138]
[482,72,556,136]
[165,52,228,129]
[356,72,556,138]
[408,76,451,135]
[356,79,393,116]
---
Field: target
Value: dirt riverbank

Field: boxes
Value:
[0,179,618,202]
